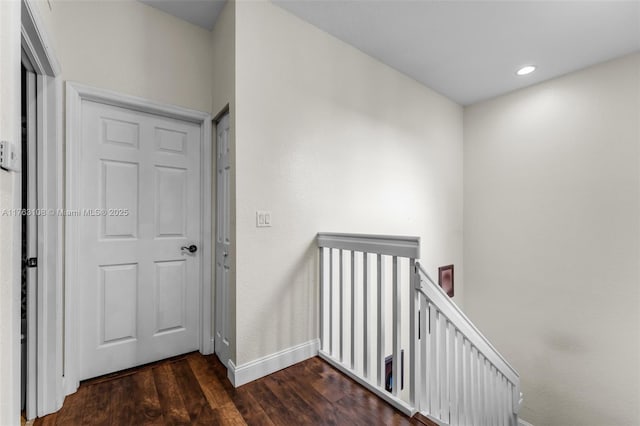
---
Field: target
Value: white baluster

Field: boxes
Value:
[502,376,509,426]
[479,354,485,425]
[497,369,502,426]
[496,374,502,426]
[392,256,401,397]
[489,365,496,426]
[458,338,464,426]
[451,328,460,426]
[429,304,439,419]
[497,374,503,426]
[461,338,469,426]
[491,369,497,426]
[500,375,507,426]
[490,362,496,426]
[441,315,449,423]
[482,357,488,426]
[329,248,334,356]
[497,370,503,426]
[486,360,496,426]
[507,379,512,426]
[508,378,513,426]
[363,252,369,379]
[339,249,344,363]
[377,254,385,388]
[475,354,481,425]
[319,247,325,352]
[508,383,515,426]
[502,377,510,426]
[409,258,418,407]
[350,250,355,369]
[470,346,477,426]
[420,297,428,413]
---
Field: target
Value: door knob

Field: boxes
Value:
[181,244,198,253]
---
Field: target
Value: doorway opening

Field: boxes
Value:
[20,62,27,421]
[20,60,38,420]
[18,0,63,419]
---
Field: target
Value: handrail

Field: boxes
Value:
[415,261,520,383]
[317,232,420,258]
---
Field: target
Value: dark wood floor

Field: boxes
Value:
[35,352,431,425]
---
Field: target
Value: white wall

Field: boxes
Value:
[234,0,464,365]
[464,53,640,426]
[34,0,213,113]
[0,1,22,424]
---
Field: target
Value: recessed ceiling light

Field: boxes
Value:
[516,65,536,76]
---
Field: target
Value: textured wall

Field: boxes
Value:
[464,53,640,426]
[234,0,464,366]
[35,0,213,113]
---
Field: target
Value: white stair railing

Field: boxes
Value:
[415,263,522,426]
[317,233,420,415]
[316,233,522,425]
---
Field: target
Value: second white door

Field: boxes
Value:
[215,113,231,367]
[77,100,201,380]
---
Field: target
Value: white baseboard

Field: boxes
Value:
[227,339,320,387]
[518,419,535,426]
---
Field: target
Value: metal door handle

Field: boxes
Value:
[181,244,198,253]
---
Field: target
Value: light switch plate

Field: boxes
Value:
[0,140,19,172]
[256,210,272,227]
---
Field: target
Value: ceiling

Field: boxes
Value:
[139,0,226,31]
[140,0,640,105]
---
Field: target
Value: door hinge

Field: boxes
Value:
[26,258,37,268]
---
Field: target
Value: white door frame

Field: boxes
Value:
[21,0,64,418]
[64,82,213,395]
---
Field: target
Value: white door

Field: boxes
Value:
[77,100,201,380]
[215,113,231,366]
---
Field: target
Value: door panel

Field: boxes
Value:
[156,127,186,153]
[155,260,187,334]
[102,118,139,148]
[215,113,231,366]
[155,166,187,237]
[100,264,137,344]
[78,100,201,380]
[101,160,138,238]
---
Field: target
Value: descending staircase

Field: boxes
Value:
[317,233,523,426]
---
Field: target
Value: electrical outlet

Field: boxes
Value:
[0,140,19,172]
[256,210,272,228]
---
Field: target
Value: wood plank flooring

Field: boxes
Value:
[35,352,432,426]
